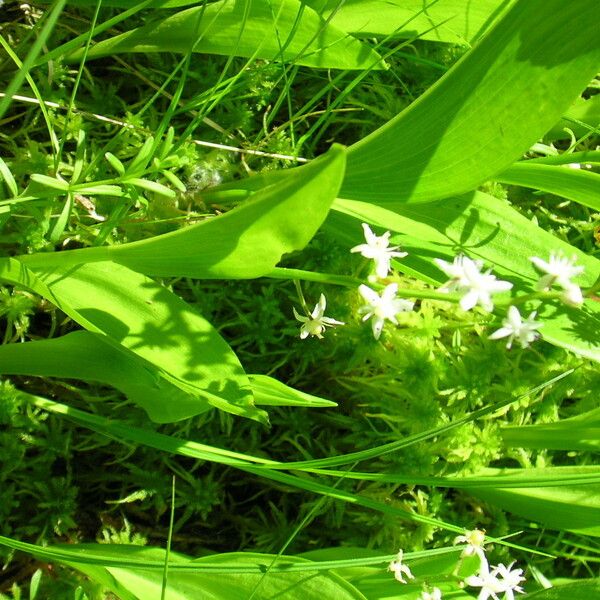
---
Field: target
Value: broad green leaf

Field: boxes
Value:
[501,408,600,451]
[527,581,600,599]
[72,1,385,71]
[20,145,346,279]
[329,192,600,362]
[464,466,600,537]
[249,374,337,408]
[494,163,600,211]
[308,0,515,45]
[340,0,600,204]
[0,331,211,423]
[1,258,261,423]
[545,95,600,141]
[0,543,368,600]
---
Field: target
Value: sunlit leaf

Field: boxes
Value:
[20,145,346,279]
[328,192,600,362]
[0,331,212,423]
[308,0,515,45]
[494,162,600,211]
[501,408,600,451]
[71,0,385,71]
[340,0,600,203]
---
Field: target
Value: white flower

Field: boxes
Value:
[388,549,414,584]
[560,284,584,307]
[491,563,526,600]
[453,529,488,569]
[419,587,442,600]
[466,561,525,600]
[489,306,542,349]
[293,294,344,340]
[358,283,414,340]
[351,223,408,279]
[435,255,513,312]
[530,252,585,306]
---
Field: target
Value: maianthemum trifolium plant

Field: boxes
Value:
[0,0,599,598]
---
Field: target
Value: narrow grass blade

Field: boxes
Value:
[0,0,67,121]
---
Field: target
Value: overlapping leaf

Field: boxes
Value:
[464,467,600,537]
[340,0,600,204]
[328,192,600,362]
[0,258,259,422]
[307,0,515,44]
[69,0,385,70]
[494,162,600,211]
[20,145,346,279]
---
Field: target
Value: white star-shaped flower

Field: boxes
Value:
[293,294,344,340]
[530,252,585,307]
[358,283,414,340]
[434,255,513,312]
[466,561,525,600]
[388,549,414,584]
[419,587,442,600]
[488,306,542,349]
[453,529,488,571]
[351,223,408,279]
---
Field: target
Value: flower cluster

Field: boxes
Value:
[292,223,586,348]
[388,530,527,600]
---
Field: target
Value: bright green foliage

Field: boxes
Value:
[341,0,600,203]
[307,0,515,44]
[20,145,347,278]
[1,0,599,596]
[70,0,385,71]
[502,408,600,451]
[495,163,600,212]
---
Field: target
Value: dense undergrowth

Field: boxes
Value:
[0,1,599,599]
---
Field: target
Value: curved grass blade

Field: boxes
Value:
[20,145,346,280]
[70,0,385,70]
[21,390,568,547]
[340,0,600,204]
[494,162,600,211]
[545,95,600,142]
